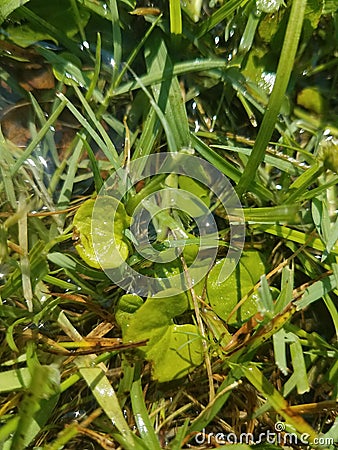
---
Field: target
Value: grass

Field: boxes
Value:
[0,0,337,449]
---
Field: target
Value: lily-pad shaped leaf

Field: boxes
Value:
[73,197,131,269]
[207,251,266,325]
[116,289,203,382]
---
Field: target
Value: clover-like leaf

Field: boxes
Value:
[207,251,266,325]
[73,197,131,269]
[116,289,203,382]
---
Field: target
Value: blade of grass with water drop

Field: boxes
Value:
[113,59,229,97]
[196,0,251,37]
[130,373,162,450]
[236,0,307,197]
[29,93,60,169]
[85,32,102,102]
[109,0,122,86]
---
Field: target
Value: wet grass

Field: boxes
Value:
[0,0,337,449]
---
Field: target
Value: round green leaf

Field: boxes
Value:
[207,251,266,325]
[73,197,131,269]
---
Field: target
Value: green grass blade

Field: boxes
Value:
[0,367,32,392]
[0,145,16,209]
[132,102,159,160]
[130,375,162,450]
[242,205,301,223]
[0,0,29,25]
[296,274,337,309]
[9,364,60,450]
[191,133,274,201]
[275,265,294,313]
[113,59,230,97]
[85,32,102,101]
[286,163,324,204]
[80,137,104,192]
[29,93,60,170]
[169,0,182,34]
[56,92,120,169]
[145,33,190,149]
[127,67,177,153]
[196,0,251,37]
[290,338,310,394]
[109,0,122,85]
[56,310,137,448]
[212,144,304,175]
[258,275,274,313]
[236,0,307,196]
[323,293,338,339]
[56,134,84,209]
[273,329,288,375]
[73,85,120,163]
[254,224,338,256]
[241,364,317,442]
[10,99,67,176]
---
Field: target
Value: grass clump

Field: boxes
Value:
[0,0,337,449]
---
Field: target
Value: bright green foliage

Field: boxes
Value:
[207,251,266,325]
[0,0,30,25]
[73,197,131,269]
[178,175,211,209]
[116,289,203,382]
[318,137,338,173]
[6,364,60,450]
[4,0,90,47]
[0,0,337,448]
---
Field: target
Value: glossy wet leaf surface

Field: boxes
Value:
[0,0,337,448]
[73,197,131,269]
[207,250,266,325]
